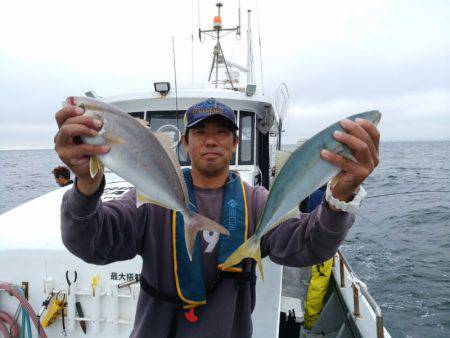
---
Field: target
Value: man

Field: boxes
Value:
[54,98,380,338]
[52,165,73,187]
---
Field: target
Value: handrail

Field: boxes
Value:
[336,250,384,338]
[359,285,384,338]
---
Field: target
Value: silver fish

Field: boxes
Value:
[66,96,229,260]
[221,110,381,280]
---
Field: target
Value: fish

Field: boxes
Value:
[221,110,381,280]
[66,96,230,260]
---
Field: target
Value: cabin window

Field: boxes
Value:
[146,111,190,166]
[238,111,255,165]
[129,112,144,119]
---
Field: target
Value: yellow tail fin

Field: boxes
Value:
[221,237,264,281]
[185,212,230,261]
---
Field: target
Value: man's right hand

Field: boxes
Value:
[54,105,110,196]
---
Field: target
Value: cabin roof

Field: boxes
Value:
[105,87,279,128]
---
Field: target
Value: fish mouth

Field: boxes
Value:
[373,111,382,126]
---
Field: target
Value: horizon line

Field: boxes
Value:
[1,139,450,152]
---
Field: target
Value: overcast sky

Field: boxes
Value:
[0,0,449,149]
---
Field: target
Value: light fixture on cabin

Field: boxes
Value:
[245,84,256,97]
[154,82,171,97]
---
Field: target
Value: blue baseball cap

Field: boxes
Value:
[184,98,238,131]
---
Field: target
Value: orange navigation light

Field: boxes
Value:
[213,15,222,29]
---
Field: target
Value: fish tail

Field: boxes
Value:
[221,237,264,281]
[184,212,230,261]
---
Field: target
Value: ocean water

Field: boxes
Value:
[1,142,449,338]
[342,141,450,338]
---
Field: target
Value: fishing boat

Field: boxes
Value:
[0,3,390,338]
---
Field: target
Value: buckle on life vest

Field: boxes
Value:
[184,307,198,323]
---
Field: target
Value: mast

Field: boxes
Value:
[247,10,254,85]
[199,2,240,89]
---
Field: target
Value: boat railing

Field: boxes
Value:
[335,250,386,338]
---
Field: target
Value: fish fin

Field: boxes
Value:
[330,176,340,187]
[135,118,149,128]
[335,143,357,163]
[184,221,197,261]
[221,237,264,281]
[89,155,104,178]
[341,152,357,163]
[285,207,301,219]
[103,132,124,145]
[184,212,230,261]
[258,208,301,235]
[275,150,293,177]
[136,190,172,209]
[188,212,230,235]
[154,132,190,204]
[136,191,153,208]
[269,208,301,229]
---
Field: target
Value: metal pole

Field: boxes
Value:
[352,283,360,317]
[247,10,253,85]
[218,41,235,90]
[215,44,219,88]
[339,256,345,288]
[376,316,384,338]
[215,3,222,88]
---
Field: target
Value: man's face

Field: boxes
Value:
[182,117,238,177]
[56,176,68,187]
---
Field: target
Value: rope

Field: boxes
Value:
[355,213,380,228]
[0,282,47,338]
[16,286,32,338]
[0,310,19,338]
[352,189,450,227]
[367,190,450,199]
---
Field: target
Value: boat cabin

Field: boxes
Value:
[105,86,279,189]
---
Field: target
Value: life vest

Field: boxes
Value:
[171,169,249,307]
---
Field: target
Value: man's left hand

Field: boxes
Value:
[320,118,380,203]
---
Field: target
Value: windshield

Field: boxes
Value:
[146,111,189,166]
[145,110,255,167]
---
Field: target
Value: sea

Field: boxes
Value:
[0,142,449,338]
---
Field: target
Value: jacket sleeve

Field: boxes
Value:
[253,186,355,267]
[60,176,148,265]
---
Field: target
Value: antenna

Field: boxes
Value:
[256,0,264,94]
[172,36,179,114]
[198,0,204,42]
[247,10,253,85]
[199,2,241,88]
[172,36,181,161]
[191,0,194,83]
[237,0,241,38]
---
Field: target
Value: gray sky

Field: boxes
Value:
[1,0,449,149]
